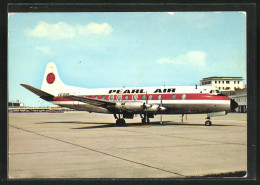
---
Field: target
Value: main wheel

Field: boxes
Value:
[120,119,126,126]
[116,119,126,126]
[205,120,212,126]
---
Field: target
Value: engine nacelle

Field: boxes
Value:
[115,102,144,112]
[146,104,160,112]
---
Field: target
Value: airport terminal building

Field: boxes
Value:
[200,76,244,91]
[201,76,247,113]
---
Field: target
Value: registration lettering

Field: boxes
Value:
[58,93,70,96]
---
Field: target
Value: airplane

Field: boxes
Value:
[21,62,238,126]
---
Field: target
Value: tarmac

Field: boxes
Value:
[8,112,247,178]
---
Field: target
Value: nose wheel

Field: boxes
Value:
[205,116,212,126]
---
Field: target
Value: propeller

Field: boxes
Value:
[181,114,187,122]
[141,91,149,123]
[160,94,163,124]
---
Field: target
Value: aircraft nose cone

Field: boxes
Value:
[231,99,238,111]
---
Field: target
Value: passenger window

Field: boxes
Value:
[182,94,186,100]
[125,95,129,100]
[142,94,146,100]
[95,95,98,99]
[117,94,122,101]
[102,95,105,100]
[149,94,153,100]
[109,95,114,101]
[172,94,176,99]
[158,94,162,100]
[133,94,137,100]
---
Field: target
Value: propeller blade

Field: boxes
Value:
[160,94,163,124]
[146,91,148,104]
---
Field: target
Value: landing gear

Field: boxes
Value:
[116,118,126,126]
[141,117,150,124]
[205,116,212,126]
[114,114,126,127]
[141,113,150,124]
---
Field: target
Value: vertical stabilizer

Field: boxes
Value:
[41,62,65,96]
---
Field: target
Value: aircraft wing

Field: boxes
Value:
[20,84,54,100]
[64,95,116,108]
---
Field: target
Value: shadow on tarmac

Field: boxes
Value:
[37,121,235,129]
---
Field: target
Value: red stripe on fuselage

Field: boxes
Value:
[52,93,230,101]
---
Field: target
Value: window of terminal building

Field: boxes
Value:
[222,87,224,90]
[215,81,217,84]
[238,81,240,84]
[226,87,230,90]
[222,81,224,84]
[226,81,230,84]
[219,87,221,90]
[234,81,236,84]
[219,81,221,83]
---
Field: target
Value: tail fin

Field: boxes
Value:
[41,62,66,95]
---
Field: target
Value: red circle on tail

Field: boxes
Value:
[46,73,55,84]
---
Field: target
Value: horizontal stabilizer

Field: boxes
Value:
[21,84,54,101]
[64,95,116,107]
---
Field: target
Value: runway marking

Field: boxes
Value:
[9,125,185,177]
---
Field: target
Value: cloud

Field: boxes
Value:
[77,23,113,35]
[27,22,76,39]
[157,51,207,66]
[35,46,51,54]
[27,21,113,39]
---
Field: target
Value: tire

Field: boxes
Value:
[121,119,126,126]
[116,119,125,127]
[205,121,212,126]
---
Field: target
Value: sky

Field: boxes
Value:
[8,12,246,107]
